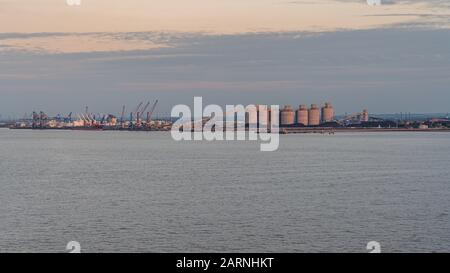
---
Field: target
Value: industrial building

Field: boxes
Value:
[11,99,173,131]
[277,103,334,127]
[280,105,295,126]
[296,105,309,126]
[362,109,369,122]
[308,104,321,126]
[9,101,450,133]
[321,103,334,123]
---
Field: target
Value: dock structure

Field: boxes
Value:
[5,101,450,132]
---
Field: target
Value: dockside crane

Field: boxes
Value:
[140,101,151,117]
[77,114,85,126]
[137,101,151,127]
[135,101,144,116]
[85,113,93,123]
[130,101,144,127]
[82,113,94,125]
[79,113,87,126]
[100,114,106,125]
[146,100,159,127]
[39,111,48,127]
[120,105,126,127]
[32,111,39,128]
[65,112,72,123]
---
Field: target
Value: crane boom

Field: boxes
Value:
[135,101,144,113]
[120,105,126,126]
[67,112,72,122]
[146,100,159,122]
[83,113,91,122]
[136,101,151,128]
[140,101,151,116]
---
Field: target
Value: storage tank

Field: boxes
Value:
[280,105,295,126]
[362,109,369,122]
[308,104,321,126]
[321,102,334,123]
[296,105,309,126]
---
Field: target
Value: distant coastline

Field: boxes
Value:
[4,126,450,134]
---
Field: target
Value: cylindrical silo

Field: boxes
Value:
[280,105,295,126]
[296,104,309,126]
[362,109,369,122]
[321,102,334,123]
[308,104,321,126]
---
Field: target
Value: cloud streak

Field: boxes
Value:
[0,0,448,34]
[1,29,450,116]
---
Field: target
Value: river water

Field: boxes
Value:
[0,128,449,252]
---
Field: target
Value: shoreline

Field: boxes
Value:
[4,127,450,133]
[279,127,450,134]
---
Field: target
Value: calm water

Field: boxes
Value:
[0,128,449,253]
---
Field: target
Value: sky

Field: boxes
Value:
[0,0,450,117]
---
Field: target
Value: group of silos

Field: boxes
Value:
[280,103,334,126]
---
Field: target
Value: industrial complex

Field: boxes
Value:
[1,101,450,133]
[4,100,172,131]
[278,103,338,126]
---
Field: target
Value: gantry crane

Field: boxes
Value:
[146,100,159,127]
